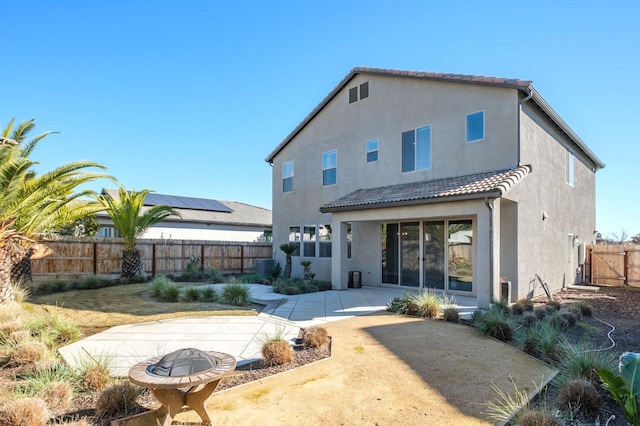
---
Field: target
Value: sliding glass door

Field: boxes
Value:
[381,219,473,293]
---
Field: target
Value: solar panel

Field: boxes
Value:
[144,193,233,213]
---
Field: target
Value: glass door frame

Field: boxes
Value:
[381,218,475,295]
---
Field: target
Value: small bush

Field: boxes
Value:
[74,275,103,290]
[149,276,173,297]
[557,379,602,418]
[572,301,593,317]
[219,283,251,306]
[238,274,261,284]
[7,341,47,367]
[206,268,225,283]
[516,409,561,426]
[284,286,298,296]
[302,326,328,348]
[81,363,112,392]
[182,287,201,302]
[0,397,51,426]
[407,290,443,318]
[558,342,615,384]
[522,312,537,327]
[510,302,525,315]
[472,308,513,341]
[545,300,562,312]
[27,311,80,346]
[161,283,180,302]
[316,280,332,291]
[95,381,142,418]
[534,308,547,320]
[559,310,578,327]
[386,296,409,314]
[491,298,510,314]
[262,338,293,366]
[516,298,534,312]
[546,311,570,330]
[11,282,30,303]
[41,381,73,410]
[561,304,583,320]
[32,279,68,295]
[442,308,459,323]
[200,286,218,302]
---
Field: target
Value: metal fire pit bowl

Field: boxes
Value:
[129,348,236,426]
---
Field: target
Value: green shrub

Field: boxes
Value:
[26,311,80,346]
[238,274,261,284]
[284,286,298,296]
[386,296,409,314]
[206,268,225,283]
[510,302,525,315]
[182,287,201,302]
[407,289,444,318]
[545,300,562,312]
[558,342,615,384]
[200,286,218,302]
[267,264,281,282]
[219,283,250,306]
[315,280,332,291]
[472,308,513,341]
[150,276,173,297]
[74,275,103,290]
[572,301,593,317]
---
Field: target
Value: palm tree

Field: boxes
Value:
[279,243,298,279]
[96,187,179,280]
[0,118,108,305]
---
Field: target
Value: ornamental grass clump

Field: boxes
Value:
[200,286,217,302]
[0,397,51,426]
[516,298,534,312]
[26,310,80,346]
[471,307,513,342]
[219,283,251,306]
[557,379,602,419]
[302,326,328,348]
[558,342,615,384]
[182,286,201,302]
[442,308,460,323]
[260,329,293,366]
[40,381,73,410]
[95,381,142,419]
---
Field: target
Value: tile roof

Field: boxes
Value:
[319,165,531,213]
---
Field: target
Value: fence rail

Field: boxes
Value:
[585,244,640,286]
[31,237,274,281]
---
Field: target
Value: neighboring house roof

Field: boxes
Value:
[98,190,272,227]
[265,67,604,170]
[319,165,532,213]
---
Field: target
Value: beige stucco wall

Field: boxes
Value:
[503,101,598,299]
[271,74,520,287]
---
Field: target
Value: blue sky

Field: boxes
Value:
[2,1,638,239]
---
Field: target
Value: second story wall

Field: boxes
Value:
[271,74,522,225]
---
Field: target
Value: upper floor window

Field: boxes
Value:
[366,139,379,163]
[402,125,431,172]
[466,111,484,143]
[566,151,575,186]
[323,150,337,186]
[348,81,369,103]
[282,161,294,192]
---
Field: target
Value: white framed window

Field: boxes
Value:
[402,125,431,172]
[366,139,378,163]
[566,150,575,186]
[282,161,294,192]
[288,226,300,256]
[303,225,316,257]
[319,224,332,258]
[323,150,337,186]
[466,111,484,143]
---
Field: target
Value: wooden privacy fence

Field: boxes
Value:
[585,244,640,286]
[30,237,274,281]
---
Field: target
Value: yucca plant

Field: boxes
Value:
[95,187,179,280]
[279,243,298,279]
[0,118,108,305]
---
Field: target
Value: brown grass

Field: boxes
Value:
[96,381,142,418]
[0,397,51,426]
[41,381,73,410]
[82,364,111,391]
[27,283,257,336]
[302,326,328,348]
[262,339,293,366]
[8,340,47,367]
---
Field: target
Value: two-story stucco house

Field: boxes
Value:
[266,67,604,308]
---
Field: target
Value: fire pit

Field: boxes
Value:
[128,348,236,426]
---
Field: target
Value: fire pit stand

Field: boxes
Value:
[128,349,236,426]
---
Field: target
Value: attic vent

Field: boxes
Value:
[349,87,358,103]
[348,82,369,104]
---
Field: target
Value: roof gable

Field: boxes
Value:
[265,67,604,170]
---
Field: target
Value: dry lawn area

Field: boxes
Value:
[120,312,555,426]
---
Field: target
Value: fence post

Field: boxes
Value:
[201,244,205,272]
[93,241,97,275]
[625,248,629,285]
[240,245,244,274]
[152,244,156,277]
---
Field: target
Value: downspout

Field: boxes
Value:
[484,196,495,303]
[517,88,534,166]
